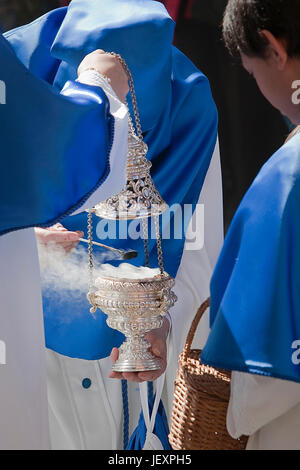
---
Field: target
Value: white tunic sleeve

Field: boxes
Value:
[61,70,128,215]
[227,371,300,439]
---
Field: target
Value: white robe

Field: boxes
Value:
[46,140,224,450]
[0,73,128,450]
[227,371,300,450]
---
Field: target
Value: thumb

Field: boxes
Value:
[110,347,119,363]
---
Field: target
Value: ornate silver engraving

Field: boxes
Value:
[89,272,177,372]
[92,134,168,220]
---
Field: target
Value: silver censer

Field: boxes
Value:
[87,53,177,372]
[94,273,177,372]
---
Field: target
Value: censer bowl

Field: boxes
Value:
[94,267,177,372]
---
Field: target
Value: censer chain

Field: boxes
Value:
[108,52,142,140]
[87,209,94,293]
[154,215,165,275]
[87,210,98,314]
[108,53,165,275]
[142,218,150,268]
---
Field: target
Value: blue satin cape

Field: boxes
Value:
[202,132,300,383]
[0,32,113,236]
[6,0,218,360]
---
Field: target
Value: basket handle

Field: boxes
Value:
[182,297,210,362]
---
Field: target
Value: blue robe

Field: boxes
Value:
[201,132,300,384]
[6,0,218,360]
[0,31,114,236]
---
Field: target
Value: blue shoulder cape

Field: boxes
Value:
[0,30,114,236]
[201,132,300,383]
[6,0,218,360]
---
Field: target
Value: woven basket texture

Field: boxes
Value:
[169,298,248,450]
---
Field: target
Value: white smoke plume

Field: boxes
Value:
[37,241,119,301]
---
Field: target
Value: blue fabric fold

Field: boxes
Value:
[6,0,218,360]
[0,30,113,237]
[201,132,300,383]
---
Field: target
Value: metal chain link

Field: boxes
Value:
[142,218,150,268]
[108,53,165,273]
[87,209,94,293]
[154,215,164,274]
[108,52,143,140]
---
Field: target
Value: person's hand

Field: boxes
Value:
[78,50,129,102]
[35,223,83,254]
[109,317,170,383]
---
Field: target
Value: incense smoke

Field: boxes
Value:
[37,242,119,321]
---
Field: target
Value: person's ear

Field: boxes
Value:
[260,29,288,70]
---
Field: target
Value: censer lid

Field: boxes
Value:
[92,189,168,220]
[92,134,168,220]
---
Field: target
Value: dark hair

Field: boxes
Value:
[223,0,300,58]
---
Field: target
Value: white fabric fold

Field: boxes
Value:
[139,374,166,450]
[227,371,300,449]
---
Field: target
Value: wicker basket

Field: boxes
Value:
[169,298,248,450]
